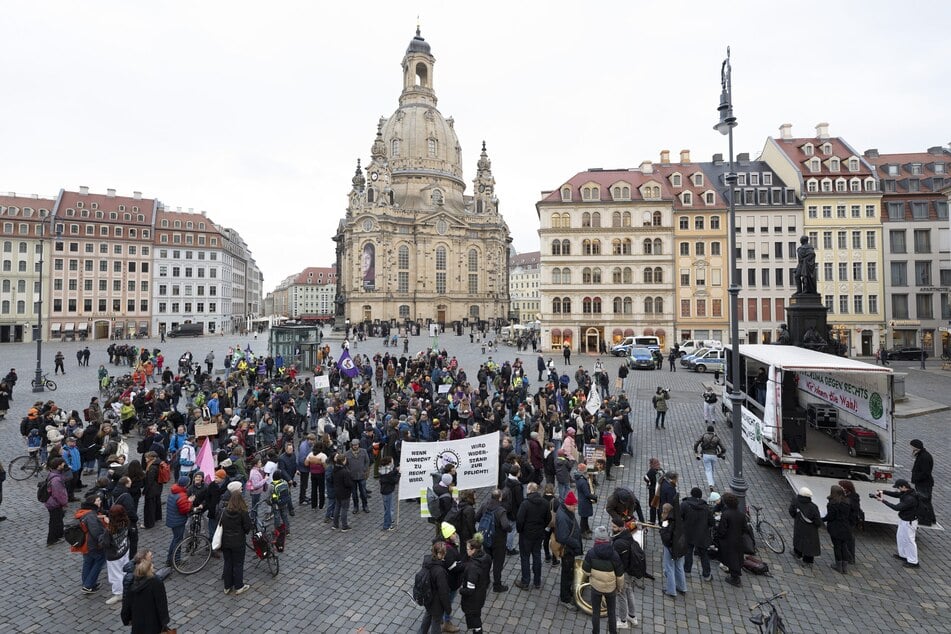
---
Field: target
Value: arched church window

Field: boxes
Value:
[428,138,438,157]
[391,139,401,156]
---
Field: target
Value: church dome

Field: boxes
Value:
[379,105,464,185]
[406,28,431,55]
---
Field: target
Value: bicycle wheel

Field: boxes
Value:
[266,549,279,577]
[45,380,57,391]
[758,520,786,554]
[9,454,40,481]
[173,535,212,574]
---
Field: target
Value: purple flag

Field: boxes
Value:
[337,348,360,378]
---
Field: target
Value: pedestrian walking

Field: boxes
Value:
[668,349,677,371]
[789,487,822,564]
[582,526,624,634]
[693,426,726,491]
[563,342,571,365]
[875,479,920,568]
[54,350,66,375]
[120,551,171,633]
[418,541,453,634]
[910,439,935,526]
[701,387,718,425]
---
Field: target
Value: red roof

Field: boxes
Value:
[539,169,672,203]
[155,209,221,234]
[865,150,951,195]
[510,251,540,267]
[58,189,156,224]
[651,163,726,210]
[771,137,874,177]
[0,194,56,210]
[292,266,337,285]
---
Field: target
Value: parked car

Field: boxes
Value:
[886,347,928,360]
[678,339,723,358]
[627,347,656,370]
[690,348,726,373]
[612,335,661,356]
[680,347,713,367]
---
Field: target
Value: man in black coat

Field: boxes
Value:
[681,487,715,580]
[476,489,512,593]
[502,465,524,555]
[515,482,551,590]
[910,439,935,526]
[716,491,746,586]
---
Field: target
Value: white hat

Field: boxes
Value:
[227,481,243,494]
[799,487,813,498]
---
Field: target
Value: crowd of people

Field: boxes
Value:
[5,325,937,633]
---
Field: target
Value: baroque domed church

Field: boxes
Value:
[333,29,511,329]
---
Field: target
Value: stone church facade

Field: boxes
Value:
[333,30,511,328]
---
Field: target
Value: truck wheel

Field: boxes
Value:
[848,446,856,457]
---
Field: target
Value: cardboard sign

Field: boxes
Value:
[583,444,607,471]
[194,422,218,438]
[314,375,330,390]
[437,384,451,394]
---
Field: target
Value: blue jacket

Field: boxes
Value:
[168,432,187,456]
[574,472,595,518]
[63,445,81,473]
[165,484,191,528]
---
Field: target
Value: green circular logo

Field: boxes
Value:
[869,392,884,420]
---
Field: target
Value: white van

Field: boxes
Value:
[679,339,722,357]
[611,336,661,356]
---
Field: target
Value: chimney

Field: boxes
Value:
[660,150,670,164]
[815,122,830,139]
[779,123,792,140]
[927,146,944,156]
[712,153,723,165]
[737,152,750,165]
[200,210,207,217]
[639,160,653,174]
[79,186,89,195]
[188,208,194,213]
[106,188,116,197]
[680,149,690,163]
[864,148,879,159]
[133,191,142,200]
[176,206,182,212]
[32,193,38,199]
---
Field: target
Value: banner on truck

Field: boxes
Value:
[796,370,888,430]
[398,432,500,500]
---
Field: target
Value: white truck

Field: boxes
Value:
[722,345,903,525]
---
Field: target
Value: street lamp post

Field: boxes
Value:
[714,47,749,508]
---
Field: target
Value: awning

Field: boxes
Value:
[655,328,666,337]
[643,328,654,336]
[77,323,88,331]
[551,328,562,337]
[563,329,573,339]
[624,328,634,336]
[63,323,75,331]
[50,323,61,333]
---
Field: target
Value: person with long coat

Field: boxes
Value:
[459,537,492,634]
[120,555,171,634]
[715,491,745,586]
[823,485,853,574]
[789,487,823,564]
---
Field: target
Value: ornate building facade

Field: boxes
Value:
[334,30,511,328]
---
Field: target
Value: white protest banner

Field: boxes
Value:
[398,432,500,500]
[585,385,602,415]
[314,375,330,390]
[438,383,451,394]
[796,370,889,430]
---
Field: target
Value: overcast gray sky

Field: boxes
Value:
[3,1,949,291]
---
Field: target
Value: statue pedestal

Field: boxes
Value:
[785,293,829,347]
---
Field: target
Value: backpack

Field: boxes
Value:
[444,504,462,532]
[477,509,496,549]
[157,461,171,484]
[426,487,451,519]
[65,517,87,551]
[411,564,434,607]
[270,480,291,507]
[627,539,647,579]
[37,475,52,503]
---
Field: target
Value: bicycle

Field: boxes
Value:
[748,504,786,554]
[248,501,280,577]
[749,591,787,633]
[172,510,212,575]
[9,448,44,481]
[30,373,57,391]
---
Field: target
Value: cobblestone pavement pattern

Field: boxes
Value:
[0,332,949,633]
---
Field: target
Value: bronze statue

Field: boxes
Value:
[776,324,791,345]
[795,236,817,294]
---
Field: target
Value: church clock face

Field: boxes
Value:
[370,171,379,181]
[362,218,373,232]
[436,219,448,235]
[479,184,485,193]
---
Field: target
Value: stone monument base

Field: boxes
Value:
[785,293,829,348]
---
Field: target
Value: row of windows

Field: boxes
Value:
[157,302,218,314]
[53,299,149,312]
[732,188,797,206]
[52,259,150,274]
[158,250,219,261]
[550,211,666,229]
[157,219,207,230]
[551,296,668,315]
[889,262,949,287]
[63,208,144,220]
[0,280,37,293]
[821,262,879,282]
[158,233,217,246]
[739,298,788,322]
[563,185,716,206]
[55,224,151,239]
[806,204,879,219]
[158,266,218,278]
[804,231,879,251]
[0,261,39,273]
[890,293,951,320]
[53,279,150,293]
[0,300,33,314]
[550,238,665,256]
[678,241,722,257]
[55,242,151,256]
[885,201,949,220]
[804,177,877,193]
[157,285,218,297]
[679,298,725,318]
[818,295,880,315]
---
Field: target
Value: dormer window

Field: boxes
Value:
[611,185,630,200]
[119,205,125,211]
[802,143,814,156]
[704,192,715,205]
[888,165,899,176]
[582,186,600,201]
[763,173,772,185]
[821,143,832,156]
[807,179,818,193]
[682,191,693,205]
[810,158,821,172]
[737,174,747,186]
[910,163,922,175]
[692,173,704,187]
[829,158,840,171]
[821,179,832,192]
[849,158,860,172]
[161,219,169,228]
[671,174,682,187]
[935,163,945,174]
[835,179,847,192]
[750,173,759,185]
[561,187,572,202]
[850,178,861,192]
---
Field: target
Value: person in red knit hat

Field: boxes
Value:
[555,490,583,610]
